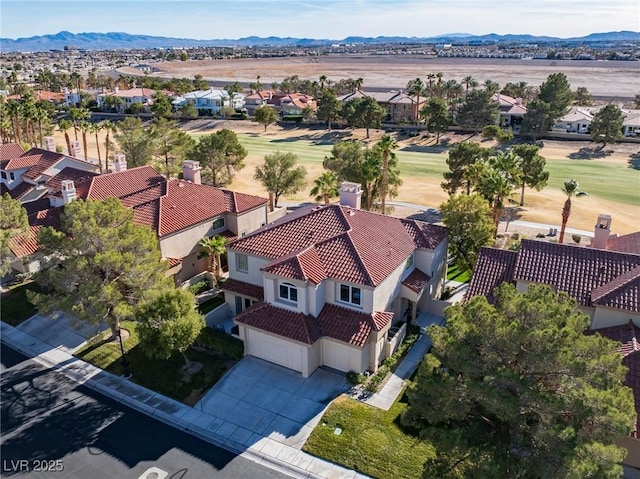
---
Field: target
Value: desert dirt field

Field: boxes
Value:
[124,56,640,100]
[53,119,640,238]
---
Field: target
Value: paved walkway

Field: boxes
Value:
[1,319,370,479]
[351,313,445,410]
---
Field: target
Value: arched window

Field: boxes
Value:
[279,282,298,303]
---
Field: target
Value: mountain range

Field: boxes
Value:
[1,30,639,53]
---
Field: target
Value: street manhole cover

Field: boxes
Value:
[138,467,168,479]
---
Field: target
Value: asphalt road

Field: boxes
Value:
[0,343,290,479]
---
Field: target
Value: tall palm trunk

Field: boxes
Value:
[559,198,571,243]
[64,132,72,156]
[381,150,389,213]
[95,131,102,173]
[104,130,111,171]
[82,129,88,161]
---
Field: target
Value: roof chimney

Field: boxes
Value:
[339,181,362,210]
[44,136,56,152]
[111,154,127,173]
[61,180,76,204]
[182,160,202,185]
[590,214,612,250]
[69,140,83,159]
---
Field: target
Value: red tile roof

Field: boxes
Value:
[0,143,25,161]
[317,303,393,347]
[465,247,519,302]
[3,154,43,171]
[591,265,640,313]
[589,321,640,437]
[402,268,431,293]
[514,240,640,310]
[235,301,392,348]
[9,207,61,258]
[221,278,265,301]
[230,204,446,287]
[45,167,98,197]
[262,246,327,284]
[607,232,640,255]
[235,302,322,345]
[85,166,165,200]
[1,181,34,200]
[165,257,183,268]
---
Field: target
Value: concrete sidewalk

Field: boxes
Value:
[352,313,444,410]
[0,320,370,479]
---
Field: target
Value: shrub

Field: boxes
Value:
[572,234,582,244]
[231,112,248,120]
[346,371,366,385]
[282,115,303,123]
[536,233,546,238]
[188,280,209,295]
[195,327,244,359]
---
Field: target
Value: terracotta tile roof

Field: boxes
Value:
[9,207,61,258]
[109,87,156,98]
[514,240,640,310]
[165,257,183,268]
[1,181,34,200]
[0,143,25,161]
[402,268,431,293]
[465,247,519,302]
[235,302,322,345]
[45,167,98,197]
[221,278,264,301]
[158,180,266,237]
[3,154,43,171]
[132,200,160,232]
[607,232,640,255]
[20,149,68,180]
[262,246,326,284]
[86,166,165,200]
[589,322,640,437]
[317,303,393,347]
[230,204,445,287]
[591,265,640,313]
[36,90,65,103]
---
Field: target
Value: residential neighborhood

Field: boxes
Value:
[1,7,640,479]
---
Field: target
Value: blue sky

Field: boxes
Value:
[1,0,639,40]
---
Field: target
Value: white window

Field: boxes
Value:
[339,284,361,306]
[279,282,298,303]
[236,253,248,272]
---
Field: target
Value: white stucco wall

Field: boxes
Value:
[322,338,368,373]
[160,218,227,259]
[372,260,407,313]
[50,157,99,176]
[308,281,326,317]
[234,205,268,237]
[264,274,309,314]
[227,251,270,286]
[591,306,640,329]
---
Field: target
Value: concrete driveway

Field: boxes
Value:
[16,313,104,354]
[195,356,350,449]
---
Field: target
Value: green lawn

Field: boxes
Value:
[1,281,41,326]
[303,393,435,479]
[75,321,239,405]
[446,264,471,283]
[220,133,638,207]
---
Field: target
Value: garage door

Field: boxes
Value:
[323,339,355,372]
[245,328,304,374]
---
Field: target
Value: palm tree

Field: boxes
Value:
[70,107,90,140]
[484,79,500,95]
[559,179,588,243]
[6,99,23,143]
[58,119,73,155]
[79,120,90,161]
[354,77,364,92]
[407,78,425,125]
[90,122,103,173]
[319,75,328,91]
[310,171,340,204]
[198,235,227,287]
[376,134,398,214]
[102,120,115,171]
[462,75,477,95]
[33,101,50,148]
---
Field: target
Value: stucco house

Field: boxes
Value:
[338,89,424,123]
[96,87,158,112]
[172,88,232,115]
[492,93,527,131]
[5,151,268,284]
[465,216,640,456]
[554,105,640,137]
[222,182,448,377]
